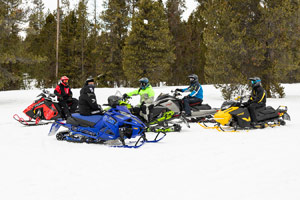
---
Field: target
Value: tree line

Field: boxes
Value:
[1,0,300,98]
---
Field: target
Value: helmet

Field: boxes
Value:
[249,77,261,88]
[85,76,94,85]
[188,74,198,84]
[60,76,69,85]
[139,77,150,89]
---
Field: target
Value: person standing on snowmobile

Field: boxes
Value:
[79,76,103,116]
[122,77,155,122]
[244,77,266,123]
[54,76,78,118]
[175,74,203,117]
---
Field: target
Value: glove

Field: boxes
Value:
[175,88,182,92]
[242,101,249,107]
[67,96,73,102]
[123,93,129,100]
[58,96,64,101]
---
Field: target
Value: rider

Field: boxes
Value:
[244,77,266,123]
[54,76,78,118]
[123,77,155,122]
[79,76,103,116]
[175,74,203,117]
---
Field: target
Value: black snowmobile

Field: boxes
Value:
[211,96,291,131]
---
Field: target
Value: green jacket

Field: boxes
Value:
[127,85,155,104]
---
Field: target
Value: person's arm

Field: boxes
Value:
[181,87,189,92]
[252,87,266,103]
[54,85,63,101]
[127,89,140,97]
[86,93,100,110]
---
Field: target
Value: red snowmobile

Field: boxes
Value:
[13,90,63,126]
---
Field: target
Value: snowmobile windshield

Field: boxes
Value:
[155,93,172,101]
[221,100,236,110]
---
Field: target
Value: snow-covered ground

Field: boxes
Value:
[0,84,299,200]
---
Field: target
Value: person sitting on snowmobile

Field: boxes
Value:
[79,76,103,116]
[175,74,203,117]
[122,77,155,122]
[54,76,78,118]
[243,77,266,123]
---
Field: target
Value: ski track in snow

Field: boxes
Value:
[0,84,299,200]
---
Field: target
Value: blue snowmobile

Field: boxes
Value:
[48,96,166,148]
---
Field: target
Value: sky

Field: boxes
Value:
[43,0,198,21]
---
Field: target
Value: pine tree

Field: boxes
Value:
[123,0,175,86]
[0,0,28,90]
[202,0,300,98]
[165,0,187,85]
[100,0,130,87]
[184,4,207,85]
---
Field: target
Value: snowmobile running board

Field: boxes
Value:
[198,121,282,132]
[198,122,242,132]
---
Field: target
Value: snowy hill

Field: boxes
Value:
[0,84,299,200]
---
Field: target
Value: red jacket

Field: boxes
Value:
[54,83,72,101]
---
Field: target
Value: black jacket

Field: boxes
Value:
[79,85,101,116]
[249,85,266,106]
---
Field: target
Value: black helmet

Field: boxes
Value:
[188,74,198,84]
[85,76,94,85]
[139,77,150,89]
[249,77,261,88]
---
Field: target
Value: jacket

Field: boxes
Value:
[54,83,73,102]
[249,85,266,105]
[79,85,101,116]
[127,85,155,104]
[182,81,203,100]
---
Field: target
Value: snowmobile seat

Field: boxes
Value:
[67,113,103,127]
[256,106,278,122]
[191,103,212,110]
[189,102,202,106]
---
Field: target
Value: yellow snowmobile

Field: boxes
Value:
[212,96,290,130]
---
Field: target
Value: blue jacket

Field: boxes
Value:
[182,82,203,100]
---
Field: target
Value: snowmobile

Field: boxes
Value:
[150,90,218,124]
[202,95,291,131]
[13,90,63,126]
[104,91,184,133]
[48,95,166,148]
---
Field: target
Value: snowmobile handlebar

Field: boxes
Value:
[171,90,182,97]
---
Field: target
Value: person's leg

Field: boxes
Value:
[248,103,261,122]
[183,98,192,116]
[69,98,79,113]
[59,101,71,118]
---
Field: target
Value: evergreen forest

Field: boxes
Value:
[1,0,300,98]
